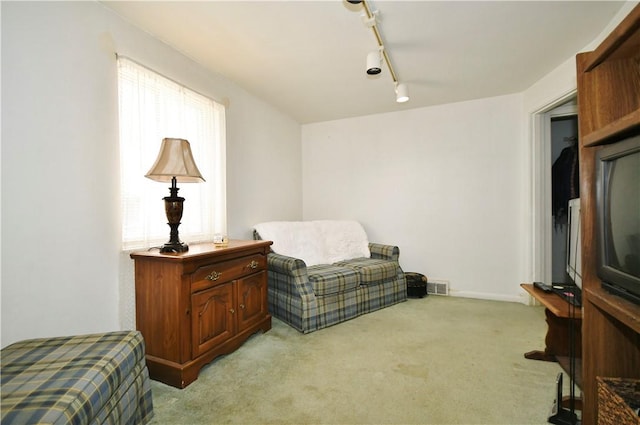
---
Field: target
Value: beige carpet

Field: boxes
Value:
[148,296,572,424]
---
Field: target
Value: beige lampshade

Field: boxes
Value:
[145,138,205,183]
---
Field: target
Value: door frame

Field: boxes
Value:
[531,91,577,284]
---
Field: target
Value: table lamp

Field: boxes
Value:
[145,138,205,253]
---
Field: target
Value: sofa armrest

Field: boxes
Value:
[266,253,315,298]
[267,252,307,276]
[369,243,400,262]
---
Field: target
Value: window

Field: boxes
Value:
[117,56,226,250]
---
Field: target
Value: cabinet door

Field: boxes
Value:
[191,282,236,358]
[237,270,268,332]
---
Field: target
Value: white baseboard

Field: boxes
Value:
[448,290,528,304]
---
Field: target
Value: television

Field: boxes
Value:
[566,198,582,289]
[596,134,640,305]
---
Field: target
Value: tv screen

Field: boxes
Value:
[596,134,640,304]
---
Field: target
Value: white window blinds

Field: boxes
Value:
[117,57,226,250]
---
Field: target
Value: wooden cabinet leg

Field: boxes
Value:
[524,308,581,362]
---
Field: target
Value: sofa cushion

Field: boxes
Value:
[307,264,360,296]
[335,258,400,284]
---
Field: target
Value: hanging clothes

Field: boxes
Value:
[552,143,580,228]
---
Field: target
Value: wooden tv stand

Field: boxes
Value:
[521,283,582,363]
[575,5,640,423]
[522,283,583,410]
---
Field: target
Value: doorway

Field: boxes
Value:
[531,95,578,284]
[550,115,579,283]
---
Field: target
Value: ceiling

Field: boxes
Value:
[101,1,625,124]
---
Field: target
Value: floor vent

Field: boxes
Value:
[427,280,450,296]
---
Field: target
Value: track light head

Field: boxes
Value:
[366,50,382,75]
[395,83,409,103]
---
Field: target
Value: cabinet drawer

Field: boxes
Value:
[191,254,266,293]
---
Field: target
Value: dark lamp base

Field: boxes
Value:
[159,241,189,254]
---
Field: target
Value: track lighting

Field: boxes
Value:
[366,49,382,75]
[395,83,409,103]
[350,0,410,104]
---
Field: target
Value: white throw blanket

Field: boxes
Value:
[253,220,370,266]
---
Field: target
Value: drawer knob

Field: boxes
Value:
[240,304,246,309]
[205,271,222,281]
[248,260,259,269]
[229,308,235,314]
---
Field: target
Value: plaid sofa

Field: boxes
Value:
[1,331,154,425]
[254,222,406,333]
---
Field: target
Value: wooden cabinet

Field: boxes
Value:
[131,240,272,388]
[576,5,640,424]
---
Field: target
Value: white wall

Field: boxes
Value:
[300,1,638,303]
[1,1,302,347]
[302,94,525,301]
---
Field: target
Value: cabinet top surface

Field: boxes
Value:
[130,239,272,261]
[521,284,583,319]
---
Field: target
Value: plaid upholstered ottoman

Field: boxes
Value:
[1,331,154,425]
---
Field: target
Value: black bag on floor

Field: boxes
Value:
[405,272,428,298]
